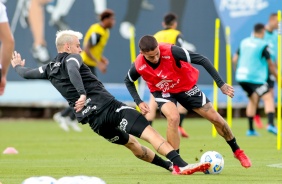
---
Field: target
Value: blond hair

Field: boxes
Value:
[55,30,83,49]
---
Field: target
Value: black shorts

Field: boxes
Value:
[152,85,210,111]
[238,82,269,97]
[87,100,149,145]
[267,74,275,89]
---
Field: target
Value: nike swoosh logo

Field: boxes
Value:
[157,70,162,76]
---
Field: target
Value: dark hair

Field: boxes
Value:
[138,35,158,52]
[269,13,277,19]
[164,13,177,27]
[254,23,265,33]
[100,9,114,21]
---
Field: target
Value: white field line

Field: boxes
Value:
[267,163,282,168]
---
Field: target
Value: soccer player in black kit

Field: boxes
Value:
[11,30,210,175]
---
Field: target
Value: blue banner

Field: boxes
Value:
[213,0,281,54]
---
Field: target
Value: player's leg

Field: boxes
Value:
[177,86,251,168]
[261,89,277,134]
[88,107,208,175]
[53,107,70,132]
[245,92,260,136]
[109,128,174,172]
[124,109,210,175]
[28,0,51,64]
[177,104,189,138]
[151,92,180,152]
[47,0,74,30]
[238,82,263,136]
[193,102,251,168]
[160,102,180,152]
[66,111,82,132]
[145,94,158,125]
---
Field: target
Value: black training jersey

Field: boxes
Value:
[15,52,114,122]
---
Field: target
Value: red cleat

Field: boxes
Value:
[234,149,252,168]
[178,126,189,138]
[172,162,211,175]
[254,114,263,129]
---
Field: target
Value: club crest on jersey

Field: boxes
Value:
[139,64,147,71]
[50,62,61,70]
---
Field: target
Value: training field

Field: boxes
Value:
[0,118,281,184]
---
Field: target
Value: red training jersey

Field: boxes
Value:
[135,43,199,93]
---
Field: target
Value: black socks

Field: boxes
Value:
[166,150,187,167]
[227,137,240,153]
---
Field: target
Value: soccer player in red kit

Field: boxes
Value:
[124,35,251,168]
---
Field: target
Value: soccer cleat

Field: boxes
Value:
[53,112,69,132]
[168,161,173,172]
[267,124,277,135]
[254,114,263,129]
[66,117,82,132]
[178,126,189,138]
[234,149,252,168]
[172,162,211,175]
[31,45,51,64]
[246,130,259,136]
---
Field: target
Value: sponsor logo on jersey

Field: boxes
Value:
[81,105,97,115]
[162,55,170,59]
[85,98,91,106]
[157,70,162,77]
[156,79,180,92]
[107,136,119,143]
[139,64,147,70]
[185,86,200,97]
[50,62,61,70]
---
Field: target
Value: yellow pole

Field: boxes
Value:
[213,18,220,137]
[277,10,281,150]
[225,26,232,127]
[129,26,140,111]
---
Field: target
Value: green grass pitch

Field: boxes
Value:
[0,118,281,184]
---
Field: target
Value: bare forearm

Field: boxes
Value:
[1,33,14,76]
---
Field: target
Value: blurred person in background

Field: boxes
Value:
[147,12,194,138]
[11,29,211,175]
[53,9,115,132]
[124,35,252,169]
[0,2,15,95]
[232,23,278,136]
[253,13,278,130]
[28,0,52,64]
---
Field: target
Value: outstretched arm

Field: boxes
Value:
[0,17,15,95]
[11,51,47,79]
[65,54,87,112]
[171,45,234,98]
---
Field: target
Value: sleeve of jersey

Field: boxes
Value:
[14,65,47,79]
[263,46,271,60]
[124,63,143,105]
[66,55,86,95]
[175,34,184,47]
[89,33,102,46]
[190,53,225,88]
[171,46,225,88]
